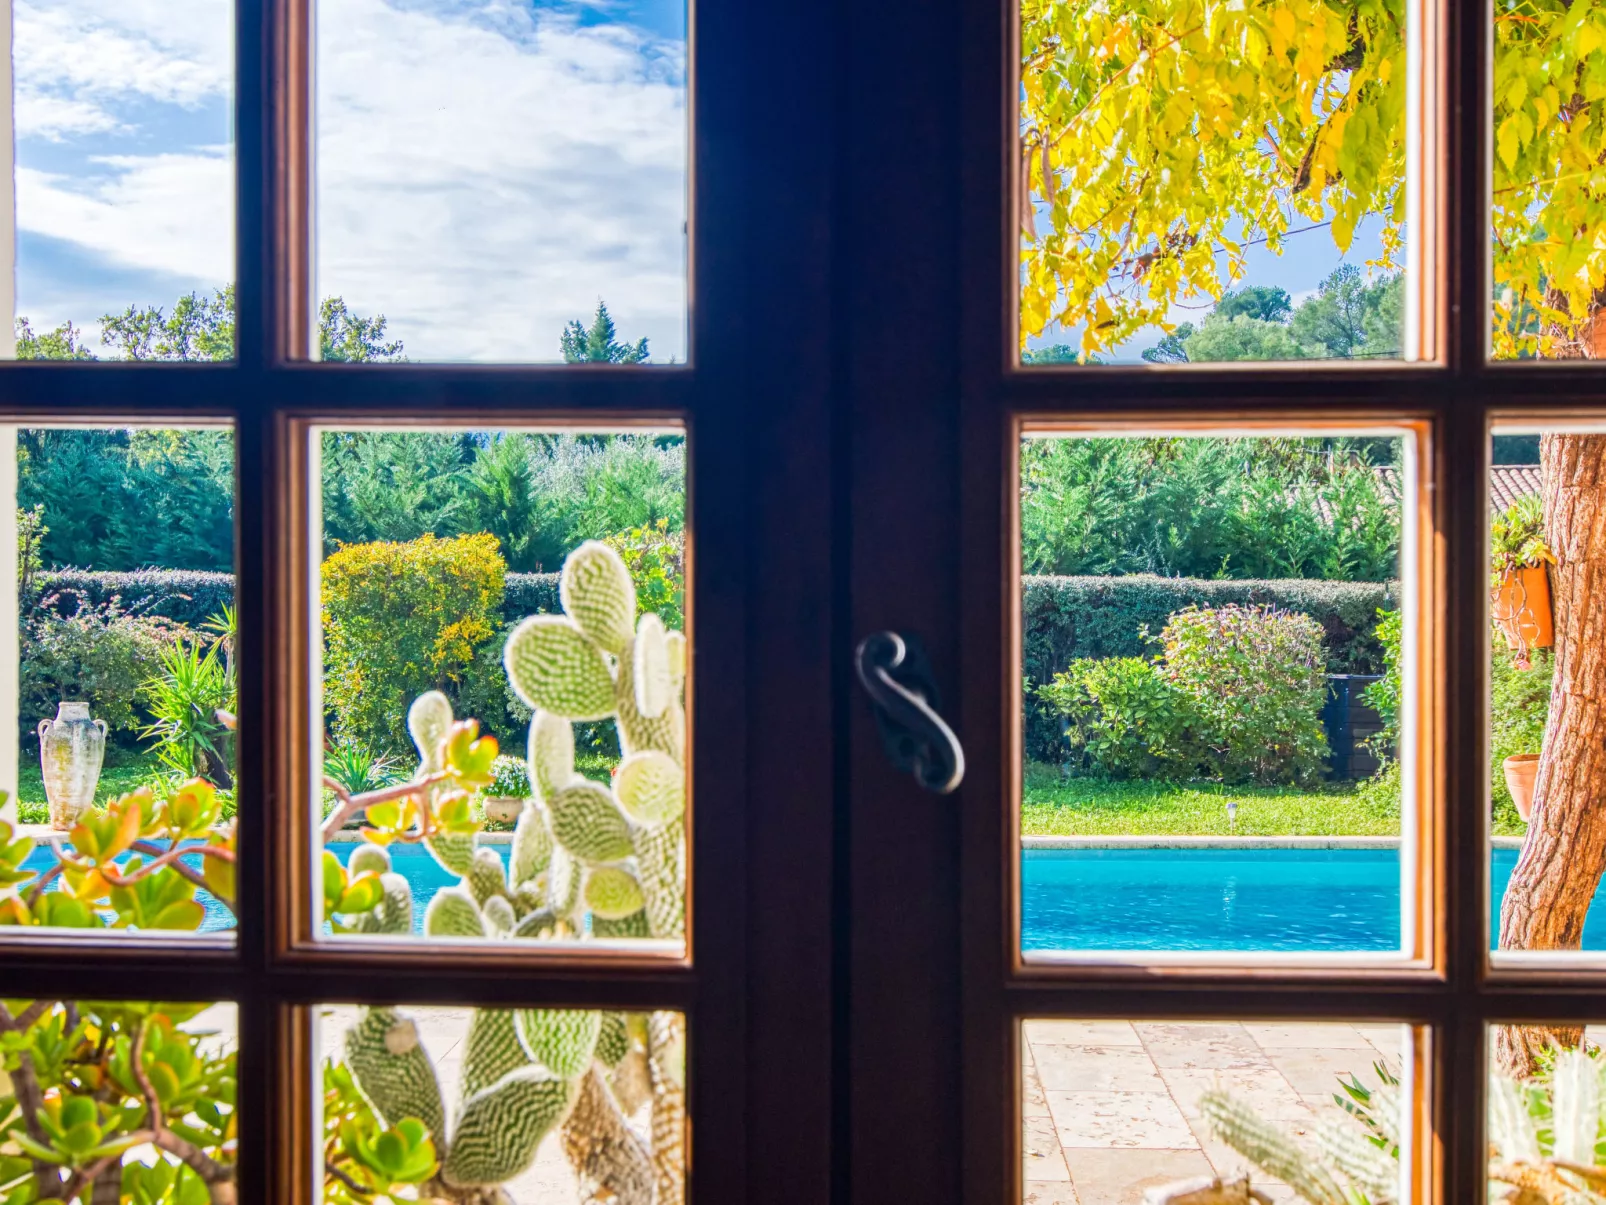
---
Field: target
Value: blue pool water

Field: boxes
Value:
[1021,847,1606,952]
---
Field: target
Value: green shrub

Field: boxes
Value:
[322,533,507,755]
[604,518,684,629]
[1491,650,1552,824]
[20,595,189,746]
[1158,604,1330,785]
[32,569,236,626]
[1038,657,1204,778]
[1022,574,1393,761]
[140,628,235,787]
[1361,608,1403,756]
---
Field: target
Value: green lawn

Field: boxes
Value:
[13,748,169,825]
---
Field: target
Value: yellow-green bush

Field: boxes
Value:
[323,533,506,754]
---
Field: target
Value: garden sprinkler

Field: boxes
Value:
[1227,799,1237,829]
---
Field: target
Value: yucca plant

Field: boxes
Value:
[140,633,234,788]
[323,739,402,797]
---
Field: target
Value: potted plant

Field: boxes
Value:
[1490,495,1555,660]
[482,753,531,823]
[1503,752,1541,821]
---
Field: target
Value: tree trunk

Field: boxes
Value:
[1495,434,1606,1076]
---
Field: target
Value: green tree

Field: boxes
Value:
[100,286,235,361]
[319,297,405,362]
[1022,343,1083,363]
[1141,323,1195,363]
[561,301,650,363]
[14,319,96,360]
[1184,313,1303,361]
[1215,285,1293,323]
[1287,265,1399,358]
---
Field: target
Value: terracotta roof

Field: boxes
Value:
[1489,464,1543,514]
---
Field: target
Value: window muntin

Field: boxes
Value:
[312,0,689,364]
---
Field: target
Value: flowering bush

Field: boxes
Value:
[1038,657,1204,779]
[1159,604,1330,785]
[604,518,684,630]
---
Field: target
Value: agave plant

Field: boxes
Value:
[323,739,403,797]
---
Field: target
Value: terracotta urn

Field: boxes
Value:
[482,796,526,824]
[38,701,107,830]
[1503,753,1541,822]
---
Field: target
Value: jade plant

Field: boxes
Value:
[0,1000,237,1204]
[327,1005,681,1205]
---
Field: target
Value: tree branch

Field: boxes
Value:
[98,843,233,888]
[319,772,449,842]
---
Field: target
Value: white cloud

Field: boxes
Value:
[16,151,234,283]
[315,0,688,361]
[14,94,125,141]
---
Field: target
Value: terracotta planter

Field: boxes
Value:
[1504,754,1541,822]
[1491,565,1554,651]
[482,796,526,824]
[38,701,107,830]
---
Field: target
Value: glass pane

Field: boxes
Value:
[314,0,688,363]
[9,0,235,360]
[1022,1017,1412,1203]
[312,427,687,957]
[1018,428,1423,963]
[0,1000,236,1198]
[1018,0,1417,365]
[319,1004,685,1203]
[6,424,238,938]
[1487,1021,1606,1201]
[1490,1,1606,359]
[1489,427,1606,962]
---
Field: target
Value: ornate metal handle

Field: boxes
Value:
[854,631,965,794]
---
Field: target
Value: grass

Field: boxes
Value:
[15,747,168,824]
[1021,761,1401,837]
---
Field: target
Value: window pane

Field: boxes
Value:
[1018,0,1418,365]
[314,0,688,364]
[9,0,235,361]
[312,427,687,957]
[1489,427,1606,963]
[1018,428,1424,963]
[318,1004,685,1203]
[1489,1,1606,359]
[1022,1017,1414,1203]
[6,424,237,938]
[0,1000,236,1197]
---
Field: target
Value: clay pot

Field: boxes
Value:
[38,702,107,830]
[1504,754,1541,822]
[1492,565,1554,651]
[482,796,526,824]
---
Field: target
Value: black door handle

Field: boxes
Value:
[854,631,965,794]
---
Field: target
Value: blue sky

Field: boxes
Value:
[12,0,689,362]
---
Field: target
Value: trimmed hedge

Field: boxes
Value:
[1023,575,1398,762]
[27,569,563,627]
[32,570,235,626]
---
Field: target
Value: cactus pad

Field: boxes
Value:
[666,630,687,683]
[632,614,672,719]
[547,783,634,862]
[504,617,616,721]
[482,894,517,935]
[510,802,554,886]
[424,887,486,938]
[584,866,646,919]
[559,541,637,655]
[441,1066,577,1188]
[462,1009,533,1099]
[546,844,581,917]
[593,910,651,939]
[344,1008,446,1139]
[614,646,681,759]
[425,832,476,876]
[517,1009,603,1079]
[349,842,392,877]
[374,871,414,934]
[527,710,576,800]
[594,1013,631,1068]
[614,751,684,827]
[408,691,454,771]
[467,846,509,905]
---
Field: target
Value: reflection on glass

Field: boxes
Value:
[1018,431,1415,958]
[315,0,688,363]
[0,1000,236,1199]
[1491,0,1606,359]
[1022,1018,1409,1202]
[9,0,235,360]
[1490,430,1606,959]
[319,1004,685,1204]
[1487,1023,1606,1196]
[1018,0,1410,365]
[5,425,237,937]
[313,429,687,956]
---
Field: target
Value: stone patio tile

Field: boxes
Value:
[1047,1090,1197,1149]
[1025,1115,1071,1181]
[1265,1048,1385,1096]
[1035,1045,1166,1093]
[1023,1058,1052,1117]
[1024,1183,1081,1205]
[1156,1067,1317,1123]
[1060,1147,1215,1204]
[1138,1025,1269,1071]
[1027,1020,1144,1046]
[1183,1114,1306,1185]
[1242,1023,1376,1049]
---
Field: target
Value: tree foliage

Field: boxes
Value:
[1022,0,1606,358]
[560,301,650,363]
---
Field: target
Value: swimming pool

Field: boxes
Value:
[1021,846,1606,952]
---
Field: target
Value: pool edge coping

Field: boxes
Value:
[1023,834,1527,850]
